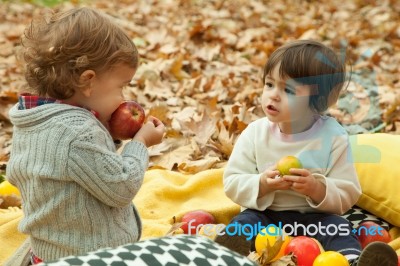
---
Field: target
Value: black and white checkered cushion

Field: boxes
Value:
[38,235,256,266]
[341,206,390,231]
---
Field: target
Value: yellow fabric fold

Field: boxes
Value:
[0,207,27,265]
[133,168,241,239]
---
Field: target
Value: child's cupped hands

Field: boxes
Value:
[133,116,165,147]
[258,165,292,197]
[259,165,326,202]
[282,168,319,196]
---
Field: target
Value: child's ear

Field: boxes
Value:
[79,70,96,97]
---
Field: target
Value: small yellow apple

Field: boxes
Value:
[276,156,302,176]
[0,180,20,197]
[313,251,349,266]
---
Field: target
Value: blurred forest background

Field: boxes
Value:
[0,0,399,174]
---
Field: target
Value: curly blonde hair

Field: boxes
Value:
[22,7,138,99]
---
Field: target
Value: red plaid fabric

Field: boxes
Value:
[18,93,60,109]
[18,93,99,118]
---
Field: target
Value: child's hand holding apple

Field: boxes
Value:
[259,155,304,196]
[133,116,165,147]
[258,164,292,198]
[108,101,165,147]
[276,156,326,203]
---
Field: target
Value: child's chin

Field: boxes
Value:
[265,114,281,122]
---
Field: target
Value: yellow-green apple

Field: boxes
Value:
[180,210,215,235]
[277,155,302,176]
[109,101,145,140]
[357,221,391,249]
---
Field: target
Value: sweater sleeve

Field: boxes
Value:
[67,127,149,208]
[306,134,362,214]
[223,123,274,210]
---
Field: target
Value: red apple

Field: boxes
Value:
[397,255,400,266]
[109,101,145,140]
[357,221,391,249]
[284,236,321,266]
[180,210,215,235]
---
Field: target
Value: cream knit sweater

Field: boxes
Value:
[7,103,148,261]
[224,116,362,215]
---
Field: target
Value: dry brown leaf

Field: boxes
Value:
[147,137,182,157]
[0,132,12,162]
[259,236,284,265]
[384,102,400,124]
[190,112,218,147]
[165,222,185,236]
[136,69,159,88]
[150,143,194,171]
[141,79,176,101]
[0,42,14,57]
[247,241,296,266]
[146,104,171,126]
[173,106,197,125]
[177,156,220,174]
[247,252,262,265]
[173,108,218,147]
[209,122,236,158]
[0,89,19,103]
[228,117,248,137]
[270,254,297,266]
[169,53,190,81]
[1,0,400,173]
[193,45,221,62]
[0,194,21,209]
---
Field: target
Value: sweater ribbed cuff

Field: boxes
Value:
[122,140,149,168]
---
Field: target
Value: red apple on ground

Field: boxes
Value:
[284,236,321,266]
[109,101,145,140]
[357,221,391,249]
[180,210,215,235]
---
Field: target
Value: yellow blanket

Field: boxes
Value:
[0,168,240,264]
[1,168,400,264]
[0,207,27,265]
[133,168,240,238]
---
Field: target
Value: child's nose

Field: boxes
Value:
[269,88,280,101]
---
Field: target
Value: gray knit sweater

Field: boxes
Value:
[6,103,148,261]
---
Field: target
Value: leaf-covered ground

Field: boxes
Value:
[1,0,399,174]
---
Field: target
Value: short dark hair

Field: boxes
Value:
[21,7,139,99]
[263,40,346,113]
